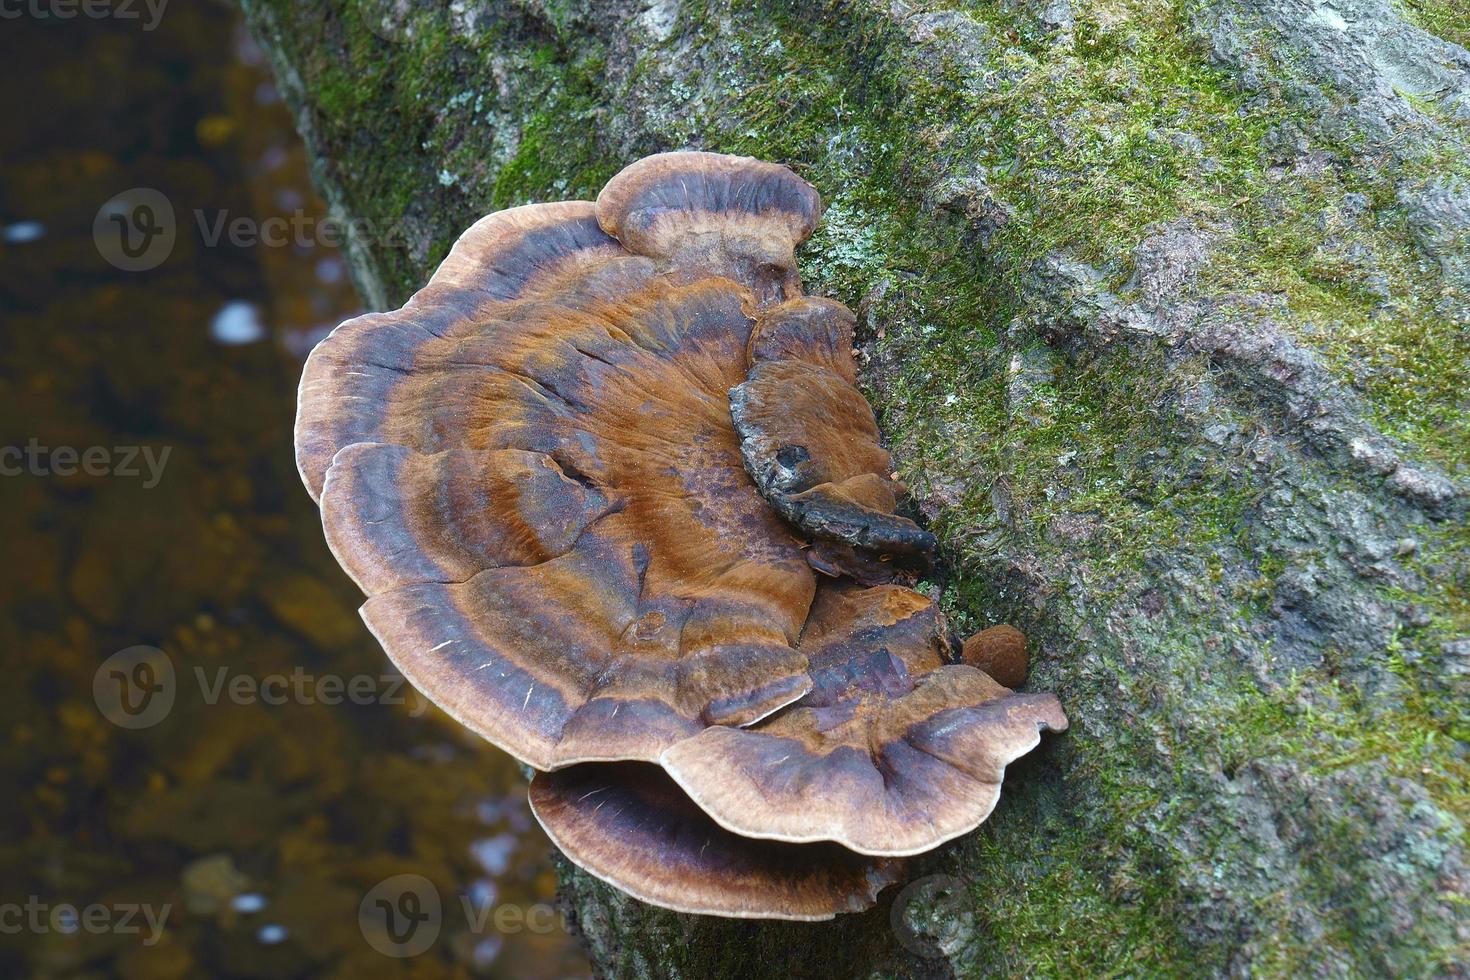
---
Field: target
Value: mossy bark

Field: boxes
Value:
[238,0,1470,975]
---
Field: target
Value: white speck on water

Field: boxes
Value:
[472,935,503,968]
[209,301,267,345]
[467,878,498,909]
[259,144,288,171]
[471,834,517,876]
[232,893,267,913]
[4,221,45,244]
[256,924,288,945]
[316,256,345,284]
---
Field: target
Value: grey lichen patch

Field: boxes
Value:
[1195,0,1470,148]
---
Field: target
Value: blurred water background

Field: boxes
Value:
[0,3,590,976]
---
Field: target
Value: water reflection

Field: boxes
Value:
[0,5,589,977]
[4,222,46,244]
[210,300,268,346]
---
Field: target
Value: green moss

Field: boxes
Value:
[489,52,620,208]
[957,770,1206,976]
[1213,150,1470,468]
[1400,0,1470,49]
[251,0,626,298]
[960,0,1281,274]
[766,0,1465,539]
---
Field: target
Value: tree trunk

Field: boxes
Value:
[237,0,1470,974]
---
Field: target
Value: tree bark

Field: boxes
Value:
[238,0,1470,974]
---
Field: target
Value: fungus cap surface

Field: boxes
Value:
[661,582,1069,856]
[732,298,937,563]
[295,201,636,501]
[596,151,822,306]
[529,762,904,920]
[297,201,821,771]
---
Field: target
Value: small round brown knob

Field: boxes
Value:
[961,625,1028,688]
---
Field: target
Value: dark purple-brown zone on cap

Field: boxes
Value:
[611,166,820,227]
[468,215,621,299]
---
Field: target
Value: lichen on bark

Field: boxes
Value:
[239,0,1470,974]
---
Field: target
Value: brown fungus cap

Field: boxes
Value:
[432,200,629,297]
[596,151,822,306]
[295,201,647,501]
[661,581,1068,856]
[528,763,904,920]
[731,298,937,563]
[298,204,823,771]
[296,155,1070,895]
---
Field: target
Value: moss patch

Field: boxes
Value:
[1400,0,1470,49]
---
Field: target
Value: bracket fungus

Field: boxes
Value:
[297,151,1068,920]
[731,296,938,568]
[528,763,904,920]
[661,581,1068,856]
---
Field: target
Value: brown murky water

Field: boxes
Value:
[0,5,590,977]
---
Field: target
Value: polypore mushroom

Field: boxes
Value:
[662,581,1066,855]
[528,763,904,920]
[731,297,936,567]
[596,150,822,306]
[296,150,1068,920]
[300,204,819,770]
